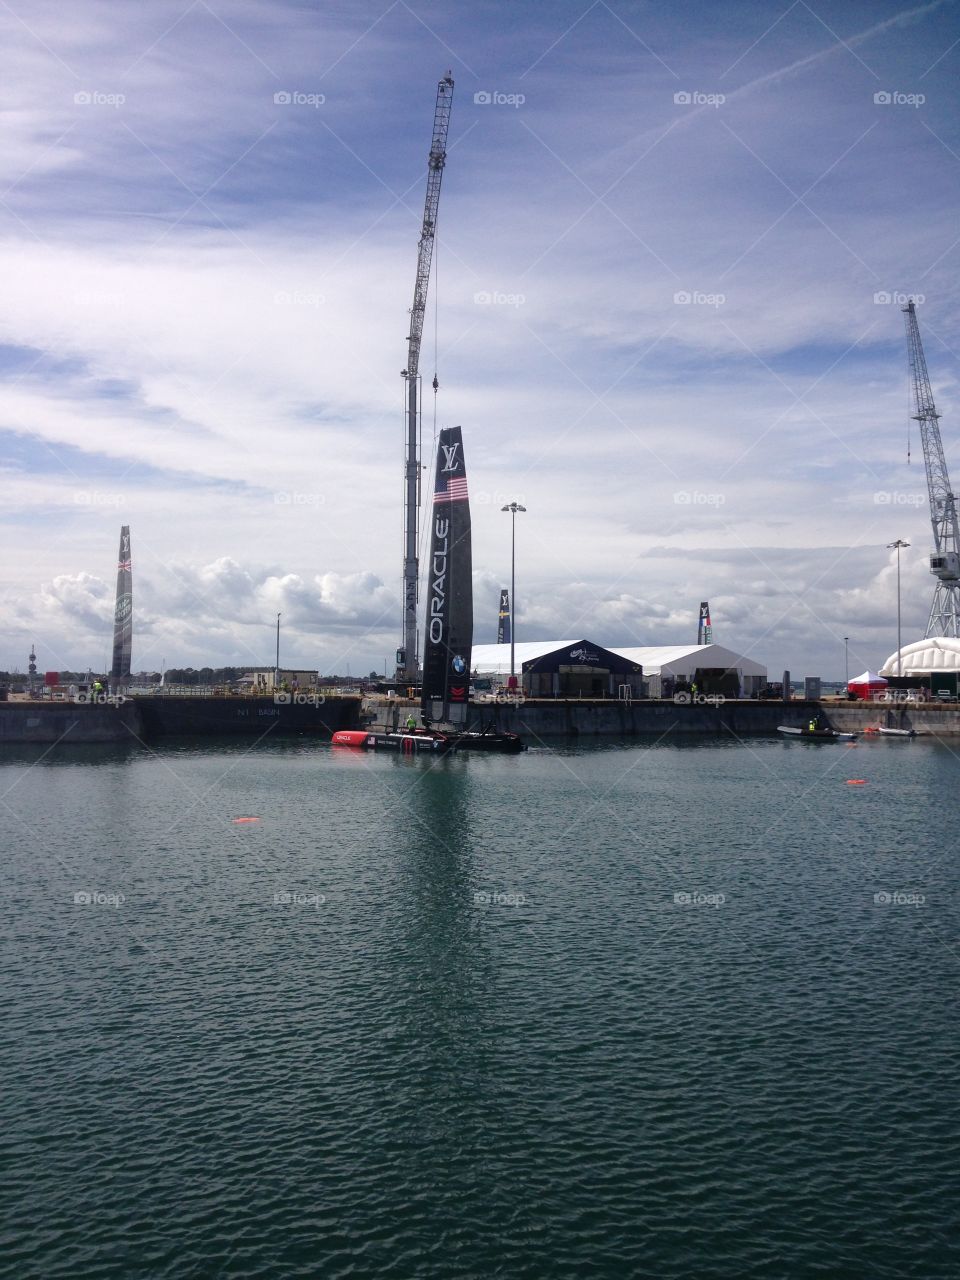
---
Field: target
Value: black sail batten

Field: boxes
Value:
[421,427,472,726]
[111,525,133,680]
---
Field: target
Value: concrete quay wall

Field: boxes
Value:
[820,701,960,735]
[0,694,362,743]
[472,698,960,736]
[471,698,818,737]
[0,700,144,743]
[7,694,960,744]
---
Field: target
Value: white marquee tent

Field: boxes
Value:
[609,644,767,696]
[471,641,767,697]
[879,637,960,677]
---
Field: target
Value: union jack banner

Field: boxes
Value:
[434,475,469,503]
[118,559,132,570]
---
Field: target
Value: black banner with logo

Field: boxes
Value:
[421,428,473,724]
[497,587,510,644]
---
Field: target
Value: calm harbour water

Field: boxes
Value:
[1,733,958,1279]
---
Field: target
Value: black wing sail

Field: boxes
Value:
[111,525,133,680]
[698,601,712,646]
[421,427,473,726]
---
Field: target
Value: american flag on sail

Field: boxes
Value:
[434,475,469,503]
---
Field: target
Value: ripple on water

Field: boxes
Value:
[0,737,957,1278]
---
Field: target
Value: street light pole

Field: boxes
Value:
[501,502,526,682]
[887,540,910,678]
[275,612,281,687]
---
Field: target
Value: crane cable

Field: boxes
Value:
[432,230,440,432]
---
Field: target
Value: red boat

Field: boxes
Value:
[332,727,524,754]
[332,729,445,753]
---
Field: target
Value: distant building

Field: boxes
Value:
[880,638,960,698]
[471,640,643,699]
[471,640,767,699]
[609,644,767,698]
[239,668,319,692]
[880,637,960,677]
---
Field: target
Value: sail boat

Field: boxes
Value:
[331,76,522,753]
[421,425,472,728]
[334,427,524,753]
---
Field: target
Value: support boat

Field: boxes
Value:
[777,725,858,741]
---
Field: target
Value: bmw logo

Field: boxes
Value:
[452,655,465,674]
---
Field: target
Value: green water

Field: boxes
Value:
[1,735,957,1278]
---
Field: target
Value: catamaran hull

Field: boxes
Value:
[331,729,524,754]
[332,730,444,753]
[447,731,525,754]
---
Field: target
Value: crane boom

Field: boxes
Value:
[398,73,454,684]
[903,299,960,637]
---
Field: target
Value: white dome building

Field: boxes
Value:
[879,637,960,677]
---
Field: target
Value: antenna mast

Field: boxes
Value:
[903,300,960,637]
[397,72,454,684]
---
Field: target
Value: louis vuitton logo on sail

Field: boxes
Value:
[441,442,461,472]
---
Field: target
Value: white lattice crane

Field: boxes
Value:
[397,73,454,683]
[903,299,960,637]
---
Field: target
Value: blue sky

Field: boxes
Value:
[1,0,959,679]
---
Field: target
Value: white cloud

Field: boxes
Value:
[2,0,958,678]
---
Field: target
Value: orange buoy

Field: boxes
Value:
[232,816,262,823]
[845,780,867,785]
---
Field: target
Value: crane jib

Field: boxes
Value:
[399,73,454,684]
[902,298,960,638]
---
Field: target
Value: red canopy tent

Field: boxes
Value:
[847,670,888,700]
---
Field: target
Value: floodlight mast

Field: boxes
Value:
[903,299,960,637]
[397,73,454,685]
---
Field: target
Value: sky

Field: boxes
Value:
[1,0,959,681]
